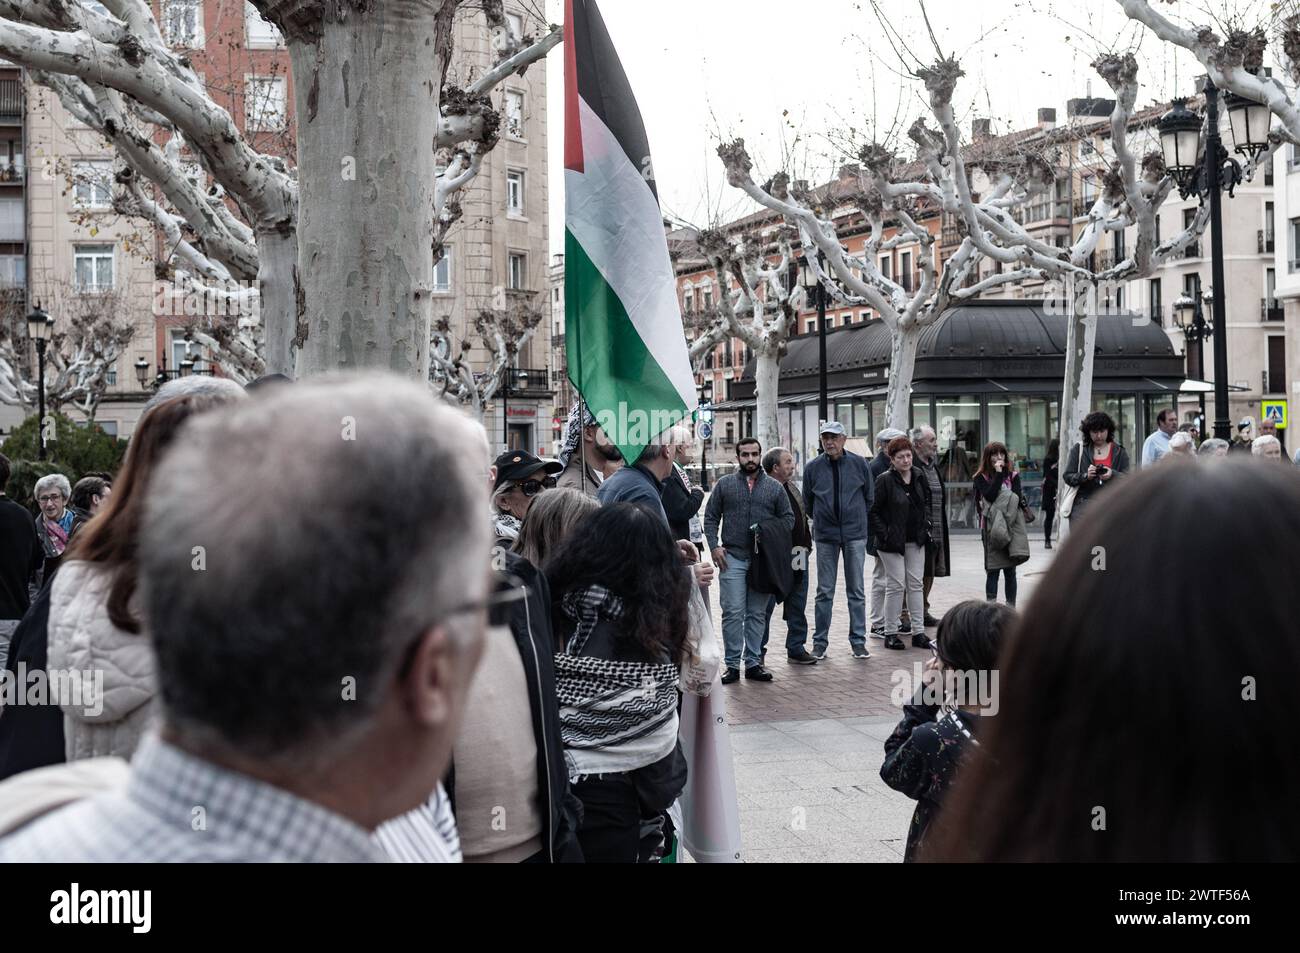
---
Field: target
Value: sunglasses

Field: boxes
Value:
[513,476,557,497]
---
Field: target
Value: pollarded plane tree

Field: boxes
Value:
[714,45,1235,449]
[0,0,560,388]
[429,299,544,420]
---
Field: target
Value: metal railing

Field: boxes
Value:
[1259,229,1275,254]
[1262,297,1284,321]
[0,79,19,122]
[503,367,553,395]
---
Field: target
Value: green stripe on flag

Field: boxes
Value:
[565,228,689,463]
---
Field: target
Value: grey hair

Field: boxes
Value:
[143,375,246,414]
[910,425,936,442]
[1252,435,1281,455]
[1197,438,1230,456]
[761,446,789,474]
[513,487,600,568]
[139,373,490,770]
[1169,431,1195,452]
[33,473,71,501]
[635,422,693,466]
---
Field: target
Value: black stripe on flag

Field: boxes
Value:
[571,0,659,202]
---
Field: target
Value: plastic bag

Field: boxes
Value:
[679,582,720,696]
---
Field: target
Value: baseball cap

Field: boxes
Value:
[819,420,846,436]
[1238,418,1252,432]
[492,450,562,490]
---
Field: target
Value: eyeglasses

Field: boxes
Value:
[512,476,557,497]
[36,494,64,504]
[446,572,530,623]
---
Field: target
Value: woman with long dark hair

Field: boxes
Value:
[925,460,1300,861]
[971,441,1029,606]
[545,502,693,863]
[44,392,243,763]
[1041,438,1060,549]
[1060,410,1130,524]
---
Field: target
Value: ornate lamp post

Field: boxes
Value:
[1173,284,1215,440]
[133,357,151,391]
[798,252,831,425]
[698,378,713,491]
[26,303,53,460]
[1159,83,1268,440]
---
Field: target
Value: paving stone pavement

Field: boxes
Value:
[689,531,1059,862]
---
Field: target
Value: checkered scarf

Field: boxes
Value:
[554,585,679,775]
[558,400,597,468]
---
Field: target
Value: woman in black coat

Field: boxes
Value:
[1041,438,1060,549]
[1061,411,1131,523]
[868,436,932,652]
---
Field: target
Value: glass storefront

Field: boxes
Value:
[911,397,932,433]
[987,396,1058,512]
[1097,394,1139,456]
[935,396,982,530]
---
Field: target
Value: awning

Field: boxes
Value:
[1179,377,1251,393]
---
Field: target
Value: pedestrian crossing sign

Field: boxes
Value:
[1262,400,1288,429]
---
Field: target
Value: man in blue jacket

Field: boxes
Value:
[801,421,874,660]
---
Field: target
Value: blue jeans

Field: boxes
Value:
[762,569,810,656]
[814,538,867,652]
[719,554,768,670]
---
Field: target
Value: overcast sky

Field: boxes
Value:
[544,0,1260,255]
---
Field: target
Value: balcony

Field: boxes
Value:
[1262,297,1284,321]
[503,367,554,397]
[0,79,19,125]
[1259,230,1275,254]
[1072,196,1094,218]
[940,226,963,247]
[1173,241,1201,260]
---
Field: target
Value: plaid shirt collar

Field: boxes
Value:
[128,738,386,862]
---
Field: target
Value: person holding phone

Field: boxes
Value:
[971,442,1030,607]
[1061,411,1130,525]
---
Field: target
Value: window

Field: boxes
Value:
[702,289,712,311]
[245,2,283,48]
[506,12,524,40]
[0,198,20,242]
[879,256,892,280]
[170,329,199,372]
[860,311,870,323]
[74,244,114,291]
[434,247,452,293]
[245,77,287,132]
[506,169,525,215]
[508,252,527,290]
[683,291,693,312]
[1290,217,1300,271]
[1148,278,1161,325]
[0,254,24,287]
[1154,213,1161,245]
[900,251,913,292]
[1114,228,1125,261]
[73,160,112,209]
[106,367,117,387]
[1266,337,1286,393]
[162,0,204,49]
[504,90,525,139]
[1291,144,1300,170]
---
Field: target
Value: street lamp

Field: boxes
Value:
[1172,283,1215,439]
[1158,79,1262,440]
[26,303,52,460]
[698,378,713,491]
[797,250,831,425]
[1224,91,1271,161]
[133,357,150,390]
[179,356,195,377]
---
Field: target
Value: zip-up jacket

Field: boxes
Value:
[802,450,874,545]
[704,469,794,559]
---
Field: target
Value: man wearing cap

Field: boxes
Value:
[867,428,908,640]
[802,421,875,660]
[490,450,563,546]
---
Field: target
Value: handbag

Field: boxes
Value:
[1057,443,1086,519]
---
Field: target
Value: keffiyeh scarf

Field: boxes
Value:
[557,400,598,468]
[554,585,680,777]
[492,509,523,541]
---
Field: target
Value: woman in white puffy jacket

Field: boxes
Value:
[48,390,242,762]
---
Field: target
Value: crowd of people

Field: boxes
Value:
[0,380,1294,863]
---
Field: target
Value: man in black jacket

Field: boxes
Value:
[661,447,705,545]
[760,447,818,665]
[868,428,907,640]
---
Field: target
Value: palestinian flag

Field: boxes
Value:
[564,0,696,463]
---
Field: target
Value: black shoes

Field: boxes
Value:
[1044,540,1053,550]
[898,617,912,635]
[787,649,819,665]
[912,632,934,649]
[745,665,774,681]
[923,614,940,627]
[721,668,740,685]
[884,634,906,650]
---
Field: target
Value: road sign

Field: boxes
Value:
[1262,399,1288,430]
[698,421,713,440]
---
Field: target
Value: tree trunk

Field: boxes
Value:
[287,1,452,378]
[1056,276,1099,523]
[257,229,299,376]
[753,346,781,453]
[883,324,921,431]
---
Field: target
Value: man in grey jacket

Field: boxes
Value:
[801,422,875,659]
[704,437,794,685]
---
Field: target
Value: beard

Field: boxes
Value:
[594,442,623,462]
[741,461,759,473]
